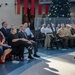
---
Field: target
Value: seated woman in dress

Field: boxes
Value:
[0,31,12,64]
[8,27,34,59]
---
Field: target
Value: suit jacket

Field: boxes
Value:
[51,27,56,36]
[18,31,28,39]
[0,27,9,41]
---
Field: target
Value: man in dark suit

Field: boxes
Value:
[0,21,9,42]
[18,25,40,58]
[51,24,56,36]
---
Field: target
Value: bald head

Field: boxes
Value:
[66,24,71,28]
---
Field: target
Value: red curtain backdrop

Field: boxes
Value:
[38,0,42,14]
[17,0,21,14]
[45,5,49,14]
[24,0,28,15]
[31,0,35,15]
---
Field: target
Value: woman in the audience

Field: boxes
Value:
[8,27,34,59]
[0,31,12,64]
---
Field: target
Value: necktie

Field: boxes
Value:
[24,32,28,39]
[5,28,8,33]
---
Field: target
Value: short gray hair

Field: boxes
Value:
[11,27,16,33]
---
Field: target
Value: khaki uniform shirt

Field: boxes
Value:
[65,28,72,36]
[57,28,67,37]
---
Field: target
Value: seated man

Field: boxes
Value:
[24,23,35,40]
[44,24,53,48]
[57,23,69,48]
[18,25,40,58]
[56,24,61,32]
[0,21,10,42]
[65,24,73,47]
[41,23,47,34]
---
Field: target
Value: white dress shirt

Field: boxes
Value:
[41,27,47,34]
[25,27,34,37]
[46,27,53,33]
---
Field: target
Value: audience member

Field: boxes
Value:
[24,23,35,40]
[65,24,73,47]
[56,24,61,31]
[41,24,47,34]
[51,24,56,36]
[0,31,12,64]
[46,24,53,34]
[57,23,69,48]
[8,27,39,60]
[18,25,40,58]
[71,24,75,35]
[44,24,53,48]
[0,21,9,42]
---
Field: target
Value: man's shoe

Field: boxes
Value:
[20,57,24,61]
[33,54,40,58]
[28,56,34,59]
[19,55,24,61]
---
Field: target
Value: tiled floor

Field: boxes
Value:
[20,52,75,75]
[0,47,75,75]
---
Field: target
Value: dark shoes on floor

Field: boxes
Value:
[28,54,40,59]
[19,55,24,61]
[19,57,24,61]
[33,54,40,58]
[28,56,34,59]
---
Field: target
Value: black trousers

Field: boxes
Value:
[59,36,69,48]
[11,40,32,57]
[31,41,38,55]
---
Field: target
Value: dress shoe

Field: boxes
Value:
[19,55,24,61]
[20,58,24,61]
[33,54,40,58]
[28,56,34,59]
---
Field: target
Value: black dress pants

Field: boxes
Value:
[31,41,38,55]
[11,40,32,57]
[60,36,69,48]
